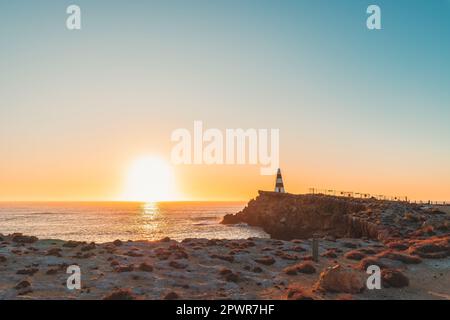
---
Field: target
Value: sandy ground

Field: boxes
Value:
[0,234,448,300]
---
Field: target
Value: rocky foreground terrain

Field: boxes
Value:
[0,231,448,300]
[0,193,449,300]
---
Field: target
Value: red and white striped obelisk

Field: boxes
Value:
[274,168,285,193]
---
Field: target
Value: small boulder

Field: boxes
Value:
[16,268,39,276]
[163,291,179,300]
[113,239,123,246]
[169,260,187,269]
[284,262,316,275]
[46,248,62,257]
[296,262,316,274]
[316,265,365,294]
[63,241,82,248]
[344,250,366,261]
[322,250,338,259]
[286,287,317,300]
[15,280,31,290]
[103,289,137,300]
[252,266,263,273]
[377,250,422,264]
[115,265,134,273]
[254,256,276,265]
[210,254,234,263]
[81,242,96,251]
[138,262,153,272]
[12,234,37,244]
[46,268,59,275]
[381,269,409,288]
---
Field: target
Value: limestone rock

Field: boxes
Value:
[317,264,365,294]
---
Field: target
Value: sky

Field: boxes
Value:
[1,0,449,202]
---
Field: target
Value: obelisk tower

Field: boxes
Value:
[274,168,285,193]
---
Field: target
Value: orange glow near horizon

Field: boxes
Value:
[0,159,449,203]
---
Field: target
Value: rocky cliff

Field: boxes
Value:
[222,191,449,241]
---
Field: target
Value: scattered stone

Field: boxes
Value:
[113,239,123,246]
[284,262,316,275]
[15,280,31,290]
[169,260,187,269]
[110,260,119,267]
[173,250,188,259]
[317,264,365,294]
[287,287,317,300]
[46,268,59,275]
[17,268,39,276]
[254,256,276,266]
[46,248,62,257]
[377,250,422,264]
[103,289,137,300]
[344,250,366,261]
[81,242,96,251]
[125,250,143,257]
[408,236,449,259]
[219,268,239,282]
[358,247,378,255]
[291,245,306,252]
[155,248,171,260]
[296,262,316,274]
[219,268,233,276]
[0,255,6,263]
[284,265,298,275]
[12,234,37,244]
[163,291,179,300]
[225,272,239,282]
[115,265,134,273]
[387,241,409,251]
[252,266,263,273]
[160,237,171,242]
[342,242,358,249]
[138,262,153,272]
[63,241,82,248]
[322,250,338,258]
[382,269,409,288]
[274,251,299,260]
[211,254,234,263]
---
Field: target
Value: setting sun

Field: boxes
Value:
[121,156,176,202]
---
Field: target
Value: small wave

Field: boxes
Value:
[189,216,219,222]
[192,222,213,226]
[33,212,60,215]
[232,223,250,227]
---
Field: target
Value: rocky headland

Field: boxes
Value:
[222,191,449,242]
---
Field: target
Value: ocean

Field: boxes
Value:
[0,202,268,243]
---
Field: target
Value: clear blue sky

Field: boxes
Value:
[1,0,449,201]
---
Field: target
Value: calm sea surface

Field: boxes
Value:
[0,202,268,242]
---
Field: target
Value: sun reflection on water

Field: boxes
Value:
[137,202,164,239]
[142,202,159,220]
